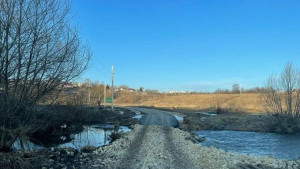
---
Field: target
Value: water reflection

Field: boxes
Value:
[133,114,142,119]
[195,130,300,160]
[132,110,143,120]
[13,125,130,151]
[173,115,184,122]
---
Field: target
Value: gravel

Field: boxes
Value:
[80,124,300,169]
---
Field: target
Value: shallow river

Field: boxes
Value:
[13,124,131,151]
[194,130,300,160]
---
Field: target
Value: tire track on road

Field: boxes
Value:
[162,126,197,169]
[117,126,148,169]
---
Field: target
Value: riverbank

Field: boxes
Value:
[182,112,275,132]
[147,106,300,134]
[0,105,138,168]
[34,124,299,169]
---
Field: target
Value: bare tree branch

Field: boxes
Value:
[0,0,90,151]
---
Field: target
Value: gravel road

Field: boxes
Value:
[81,108,300,169]
[131,107,179,127]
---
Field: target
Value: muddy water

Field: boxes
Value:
[195,130,300,160]
[12,125,130,151]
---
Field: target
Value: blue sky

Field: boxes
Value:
[71,0,300,92]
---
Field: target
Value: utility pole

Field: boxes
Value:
[104,83,106,108]
[98,88,101,106]
[88,91,91,104]
[111,65,114,111]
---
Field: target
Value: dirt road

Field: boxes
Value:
[130,107,179,127]
[81,108,299,169]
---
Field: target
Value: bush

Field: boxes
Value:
[270,115,300,134]
[216,107,228,114]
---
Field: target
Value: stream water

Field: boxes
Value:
[194,130,300,160]
[12,125,131,151]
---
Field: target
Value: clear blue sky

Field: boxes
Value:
[71,0,300,92]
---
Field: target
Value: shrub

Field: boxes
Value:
[270,115,300,134]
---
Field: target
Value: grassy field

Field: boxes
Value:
[115,93,264,114]
[115,93,300,134]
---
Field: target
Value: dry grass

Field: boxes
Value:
[0,152,32,169]
[115,93,264,114]
[182,113,274,132]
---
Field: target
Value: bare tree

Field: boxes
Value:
[0,0,90,151]
[232,84,240,94]
[262,62,300,134]
[263,62,300,116]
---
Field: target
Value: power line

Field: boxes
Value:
[89,58,110,76]
[92,57,111,74]
[90,57,120,87]
[92,65,111,82]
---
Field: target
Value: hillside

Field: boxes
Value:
[115,93,264,113]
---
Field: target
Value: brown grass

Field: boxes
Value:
[115,93,264,114]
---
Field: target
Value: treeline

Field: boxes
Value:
[54,80,160,106]
[214,87,268,94]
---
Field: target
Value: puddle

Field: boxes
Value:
[12,125,130,151]
[195,130,300,160]
[196,112,217,116]
[173,114,184,122]
[132,110,143,120]
[133,114,143,119]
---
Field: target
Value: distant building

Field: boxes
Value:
[169,91,186,94]
[119,87,126,91]
[128,88,136,92]
[64,83,74,88]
